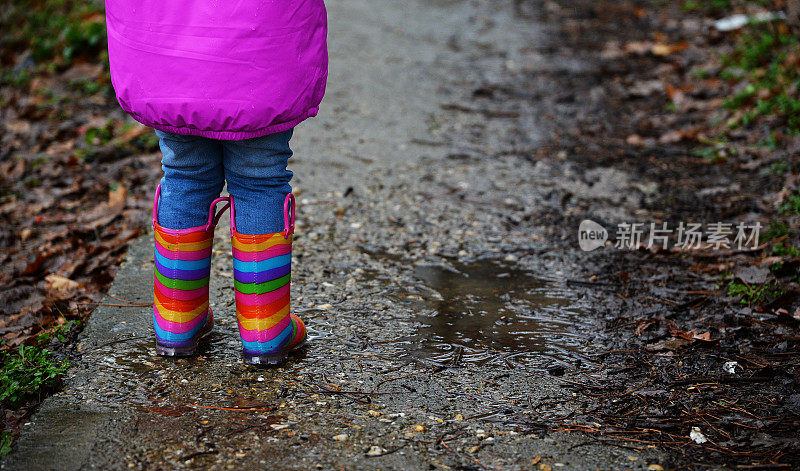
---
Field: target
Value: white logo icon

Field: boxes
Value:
[578,220,607,251]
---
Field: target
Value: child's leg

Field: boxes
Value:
[222,129,305,365]
[152,130,226,357]
[221,129,293,234]
[156,130,225,229]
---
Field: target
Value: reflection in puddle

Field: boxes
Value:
[405,259,591,366]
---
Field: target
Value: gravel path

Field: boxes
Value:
[3,0,667,469]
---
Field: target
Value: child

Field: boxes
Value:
[104,0,328,365]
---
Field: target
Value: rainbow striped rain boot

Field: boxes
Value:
[153,184,230,356]
[230,193,307,365]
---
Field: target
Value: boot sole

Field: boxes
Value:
[156,323,213,357]
[241,339,307,366]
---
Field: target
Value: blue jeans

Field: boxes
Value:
[155,129,293,235]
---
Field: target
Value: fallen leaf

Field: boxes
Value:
[651,42,689,56]
[45,274,80,294]
[109,184,127,207]
[646,337,691,351]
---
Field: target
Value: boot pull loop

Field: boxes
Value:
[283,193,295,238]
[152,183,162,229]
[229,194,237,234]
[205,196,231,232]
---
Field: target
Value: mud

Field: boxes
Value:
[2,0,682,469]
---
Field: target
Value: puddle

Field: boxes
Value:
[404,259,593,366]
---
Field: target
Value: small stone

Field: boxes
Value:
[413,425,425,432]
[367,410,381,417]
[454,414,464,421]
[366,445,386,456]
[723,361,738,374]
[257,376,265,382]
[690,426,708,444]
[466,445,479,453]
[180,379,188,384]
[648,465,665,471]
[332,434,348,441]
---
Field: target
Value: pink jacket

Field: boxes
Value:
[105,0,328,140]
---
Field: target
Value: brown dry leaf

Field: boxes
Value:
[658,130,686,144]
[45,274,80,294]
[674,329,712,342]
[651,42,689,56]
[109,185,128,207]
[113,124,149,144]
[0,160,26,180]
[61,63,104,81]
[626,134,647,146]
[4,119,31,134]
[45,141,75,156]
[21,253,50,276]
[646,337,692,351]
[636,320,656,336]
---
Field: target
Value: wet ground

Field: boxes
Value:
[2,0,683,469]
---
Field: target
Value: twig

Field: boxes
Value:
[440,440,492,470]
[180,450,218,461]
[186,403,276,412]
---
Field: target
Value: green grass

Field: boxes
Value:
[0,345,69,408]
[681,0,731,13]
[0,0,106,79]
[727,280,786,304]
[84,120,114,146]
[36,321,80,345]
[0,432,11,458]
[720,21,800,134]
[0,321,78,410]
[778,190,800,215]
[759,133,779,151]
[771,241,800,257]
[760,220,789,242]
[693,142,735,163]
